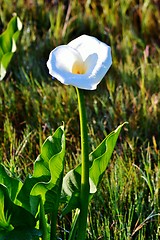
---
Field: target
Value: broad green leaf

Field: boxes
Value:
[33,126,65,178]
[61,169,81,215]
[61,123,126,215]
[0,184,36,232]
[0,16,22,54]
[0,52,13,74]
[17,176,46,212]
[61,192,80,216]
[0,188,13,232]
[0,165,22,203]
[89,122,127,186]
[18,126,65,215]
[0,15,22,80]
[74,123,127,186]
[61,169,96,215]
[0,52,13,81]
[31,126,66,213]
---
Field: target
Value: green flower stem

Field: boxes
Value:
[76,87,90,240]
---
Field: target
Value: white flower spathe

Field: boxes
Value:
[47,35,112,90]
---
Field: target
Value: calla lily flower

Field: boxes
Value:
[47,35,112,90]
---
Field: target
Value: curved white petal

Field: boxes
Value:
[47,35,112,90]
[69,35,112,81]
[47,45,84,76]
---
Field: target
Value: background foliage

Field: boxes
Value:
[0,0,159,239]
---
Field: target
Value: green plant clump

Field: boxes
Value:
[0,0,159,239]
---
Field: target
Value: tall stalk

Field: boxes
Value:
[76,88,90,240]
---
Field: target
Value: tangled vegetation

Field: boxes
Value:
[0,0,159,239]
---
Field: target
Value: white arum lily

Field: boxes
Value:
[47,35,112,90]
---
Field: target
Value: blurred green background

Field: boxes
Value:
[0,0,159,239]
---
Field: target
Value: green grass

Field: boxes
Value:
[0,0,160,239]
